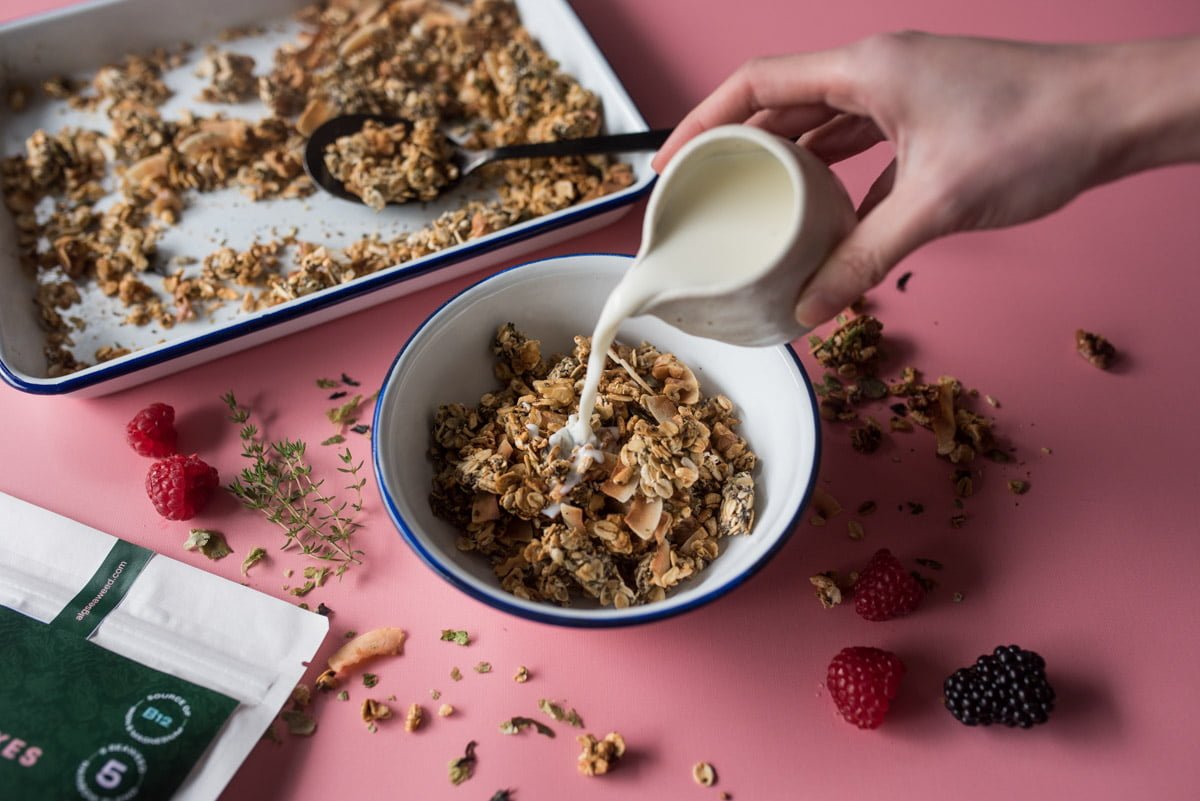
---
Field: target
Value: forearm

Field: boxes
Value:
[1093,36,1200,183]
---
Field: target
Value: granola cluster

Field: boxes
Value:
[324,118,459,209]
[0,0,635,377]
[429,325,758,609]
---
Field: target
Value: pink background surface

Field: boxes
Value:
[3,1,1200,799]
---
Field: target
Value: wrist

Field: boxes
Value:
[1093,37,1200,183]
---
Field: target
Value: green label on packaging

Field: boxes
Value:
[51,540,154,637]
[0,603,238,801]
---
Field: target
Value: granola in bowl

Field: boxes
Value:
[427,323,759,609]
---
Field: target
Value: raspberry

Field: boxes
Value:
[944,645,1055,728]
[854,548,925,621]
[126,402,178,457]
[827,646,905,729]
[146,454,219,520]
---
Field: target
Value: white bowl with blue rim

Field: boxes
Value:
[372,253,820,626]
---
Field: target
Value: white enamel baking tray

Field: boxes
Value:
[0,0,654,396]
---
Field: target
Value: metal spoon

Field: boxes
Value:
[303,114,671,204]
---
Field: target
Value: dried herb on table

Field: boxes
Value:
[448,741,478,785]
[184,528,232,560]
[538,699,584,728]
[440,629,471,646]
[500,716,555,737]
[222,392,365,575]
[241,546,267,576]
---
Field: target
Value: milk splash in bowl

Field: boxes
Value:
[550,124,857,460]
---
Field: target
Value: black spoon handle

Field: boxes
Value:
[479,128,672,163]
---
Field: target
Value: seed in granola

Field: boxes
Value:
[513,665,530,683]
[324,119,459,210]
[692,761,717,787]
[1007,479,1030,495]
[360,698,391,726]
[953,469,974,498]
[405,703,424,733]
[1075,329,1117,370]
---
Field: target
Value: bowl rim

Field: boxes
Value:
[371,252,822,628]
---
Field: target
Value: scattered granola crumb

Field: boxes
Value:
[337,690,349,702]
[950,512,967,529]
[440,629,471,646]
[281,708,316,737]
[474,662,492,674]
[1041,447,1053,455]
[985,394,1000,408]
[850,417,883,454]
[291,684,311,708]
[953,591,965,603]
[692,761,717,787]
[438,703,454,718]
[360,699,391,728]
[1007,480,1030,495]
[577,732,625,777]
[431,689,442,700]
[514,665,530,683]
[856,500,877,516]
[450,667,463,682]
[847,520,865,541]
[405,703,424,733]
[1075,329,1117,370]
[809,573,843,608]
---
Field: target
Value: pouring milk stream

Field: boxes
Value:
[548,124,858,468]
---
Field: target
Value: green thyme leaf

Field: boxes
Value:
[337,690,349,701]
[316,378,339,389]
[363,673,379,688]
[538,698,584,728]
[241,546,267,576]
[499,716,555,737]
[321,435,346,446]
[440,629,470,646]
[473,661,491,674]
[184,529,233,561]
[327,395,363,426]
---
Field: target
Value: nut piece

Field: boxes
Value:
[438,703,454,717]
[692,761,718,787]
[1075,329,1117,370]
[360,698,391,725]
[577,731,626,777]
[513,665,530,683]
[809,573,843,608]
[405,703,425,732]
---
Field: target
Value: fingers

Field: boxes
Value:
[799,114,887,165]
[653,50,858,172]
[793,182,938,329]
[745,104,840,141]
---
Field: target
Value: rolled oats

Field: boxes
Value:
[429,326,758,608]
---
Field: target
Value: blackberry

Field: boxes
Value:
[943,645,1055,728]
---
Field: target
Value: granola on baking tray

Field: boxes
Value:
[428,325,759,609]
[0,0,635,376]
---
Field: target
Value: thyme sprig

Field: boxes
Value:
[222,392,365,575]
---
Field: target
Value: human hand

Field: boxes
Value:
[654,32,1200,328]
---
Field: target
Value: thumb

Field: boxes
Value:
[793,186,936,329]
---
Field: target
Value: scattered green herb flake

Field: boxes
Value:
[344,630,357,639]
[915,558,944,570]
[473,661,491,674]
[363,673,379,688]
[860,376,889,399]
[856,500,877,516]
[289,581,316,597]
[441,629,471,646]
[316,378,338,389]
[241,546,267,576]
[538,699,584,728]
[490,791,514,801]
[298,603,309,610]
[350,423,370,435]
[499,716,556,737]
[327,394,363,426]
[448,741,477,785]
[1008,479,1031,495]
[366,722,377,734]
[328,390,348,400]
[450,667,462,681]
[317,603,333,616]
[184,529,233,561]
[304,565,332,587]
[337,690,349,702]
[281,709,317,737]
[986,448,1013,463]
[911,571,937,593]
[321,434,346,446]
[953,591,965,603]
[341,372,360,386]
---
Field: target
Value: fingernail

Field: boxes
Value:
[794,290,842,330]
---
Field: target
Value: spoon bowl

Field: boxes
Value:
[304,114,670,206]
